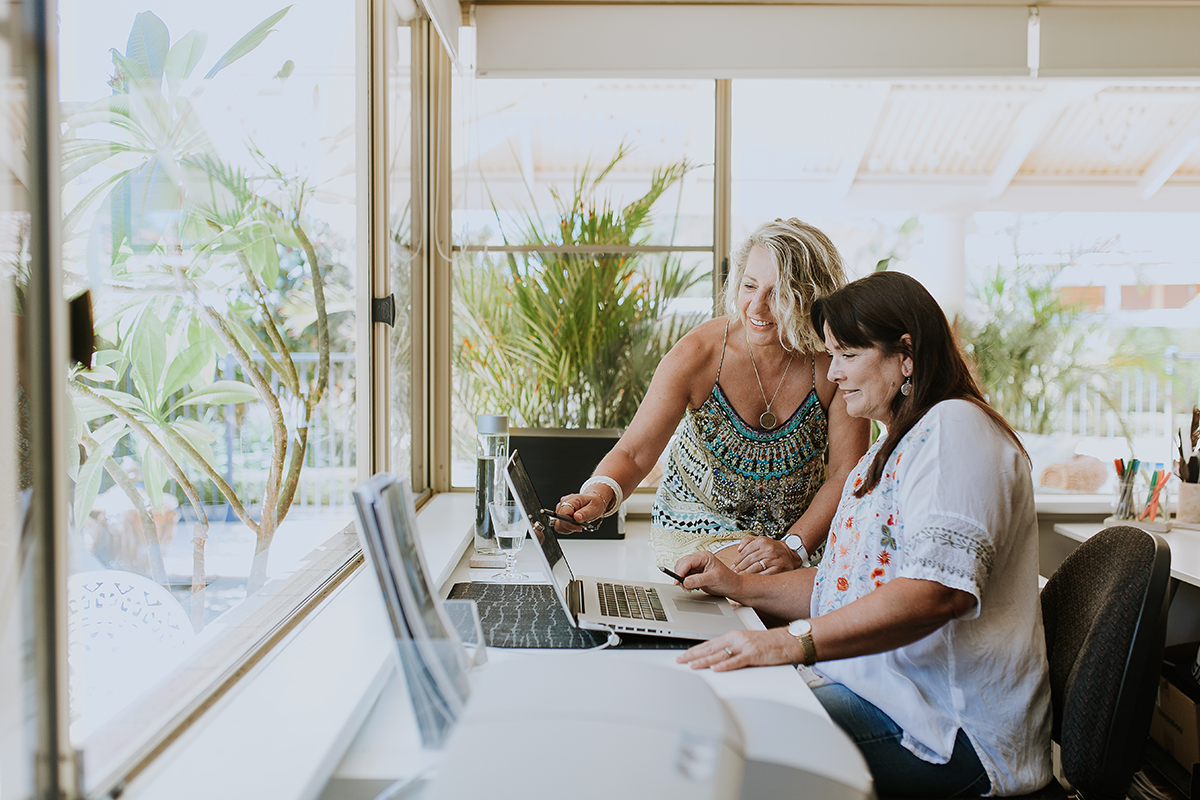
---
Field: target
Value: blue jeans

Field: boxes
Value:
[813,683,991,798]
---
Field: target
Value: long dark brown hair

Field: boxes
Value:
[811,271,1026,498]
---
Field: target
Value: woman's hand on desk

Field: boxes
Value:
[677,627,800,672]
[726,535,800,574]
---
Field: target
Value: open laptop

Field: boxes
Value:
[503,450,745,641]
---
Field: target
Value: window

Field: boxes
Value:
[450,49,715,487]
[388,13,417,487]
[57,1,361,788]
[732,79,1200,496]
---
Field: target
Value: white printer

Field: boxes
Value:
[424,657,876,800]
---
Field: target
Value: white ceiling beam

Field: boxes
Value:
[832,83,891,199]
[985,84,1105,199]
[1039,7,1200,78]
[475,5,1029,78]
[1137,113,1200,199]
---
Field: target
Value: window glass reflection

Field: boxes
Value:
[388,15,415,485]
[57,0,357,783]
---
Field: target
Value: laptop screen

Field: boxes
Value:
[504,450,576,595]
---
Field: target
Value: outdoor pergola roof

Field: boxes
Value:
[457,78,1200,214]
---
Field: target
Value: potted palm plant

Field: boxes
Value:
[454,148,707,535]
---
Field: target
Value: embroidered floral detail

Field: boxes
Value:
[877,551,890,566]
[870,567,884,580]
[836,576,849,591]
[880,524,898,550]
[912,525,996,578]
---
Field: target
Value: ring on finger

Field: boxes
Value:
[724,647,733,657]
[759,560,766,571]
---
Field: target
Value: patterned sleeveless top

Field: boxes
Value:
[650,321,829,567]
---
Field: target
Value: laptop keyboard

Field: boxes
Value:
[597,583,668,622]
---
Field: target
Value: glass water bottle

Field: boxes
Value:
[474,414,509,554]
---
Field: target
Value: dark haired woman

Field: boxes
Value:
[672,271,1052,796]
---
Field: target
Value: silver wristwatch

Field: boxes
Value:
[782,533,809,566]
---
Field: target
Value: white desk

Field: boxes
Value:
[326,517,824,797]
[1052,522,1200,646]
[1053,522,1200,588]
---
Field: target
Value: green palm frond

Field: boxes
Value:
[455,147,706,429]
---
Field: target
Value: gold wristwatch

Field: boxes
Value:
[788,618,817,666]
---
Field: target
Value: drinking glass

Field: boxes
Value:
[488,501,527,582]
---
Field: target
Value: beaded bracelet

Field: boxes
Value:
[580,475,624,518]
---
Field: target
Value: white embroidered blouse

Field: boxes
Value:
[811,400,1052,796]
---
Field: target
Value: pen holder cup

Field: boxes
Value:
[1111,472,1170,524]
[1179,483,1200,525]
[1112,473,1147,522]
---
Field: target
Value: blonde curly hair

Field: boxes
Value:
[724,218,847,353]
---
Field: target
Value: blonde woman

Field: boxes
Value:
[555,218,869,573]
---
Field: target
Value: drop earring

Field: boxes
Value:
[900,375,913,397]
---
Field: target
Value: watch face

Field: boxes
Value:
[788,618,811,636]
[783,534,802,550]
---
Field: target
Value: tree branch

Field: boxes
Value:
[69,381,210,530]
[172,263,286,534]
[159,422,258,534]
[292,220,330,410]
[235,248,300,397]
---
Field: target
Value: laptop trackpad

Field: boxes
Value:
[673,597,725,615]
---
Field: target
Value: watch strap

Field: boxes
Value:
[784,534,809,566]
[791,625,817,666]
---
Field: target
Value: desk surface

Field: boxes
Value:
[1053,522,1200,587]
[331,519,823,786]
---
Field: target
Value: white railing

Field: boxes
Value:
[171,352,357,518]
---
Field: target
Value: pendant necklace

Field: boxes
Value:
[744,330,794,430]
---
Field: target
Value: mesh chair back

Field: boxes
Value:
[1040,525,1171,800]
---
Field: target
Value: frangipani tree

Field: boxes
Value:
[64,8,334,630]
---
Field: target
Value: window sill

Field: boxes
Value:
[1033,493,1110,516]
[119,494,474,800]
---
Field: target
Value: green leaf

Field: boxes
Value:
[170,380,259,411]
[274,60,294,80]
[63,170,128,241]
[246,225,280,287]
[109,172,132,260]
[171,419,218,470]
[91,418,131,448]
[130,309,168,407]
[126,11,170,81]
[74,439,114,530]
[67,94,134,127]
[61,139,133,184]
[162,341,214,399]
[93,349,126,368]
[164,29,208,83]
[90,385,148,413]
[125,157,182,251]
[204,6,293,80]
[110,48,149,85]
[140,442,166,512]
[79,364,119,383]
